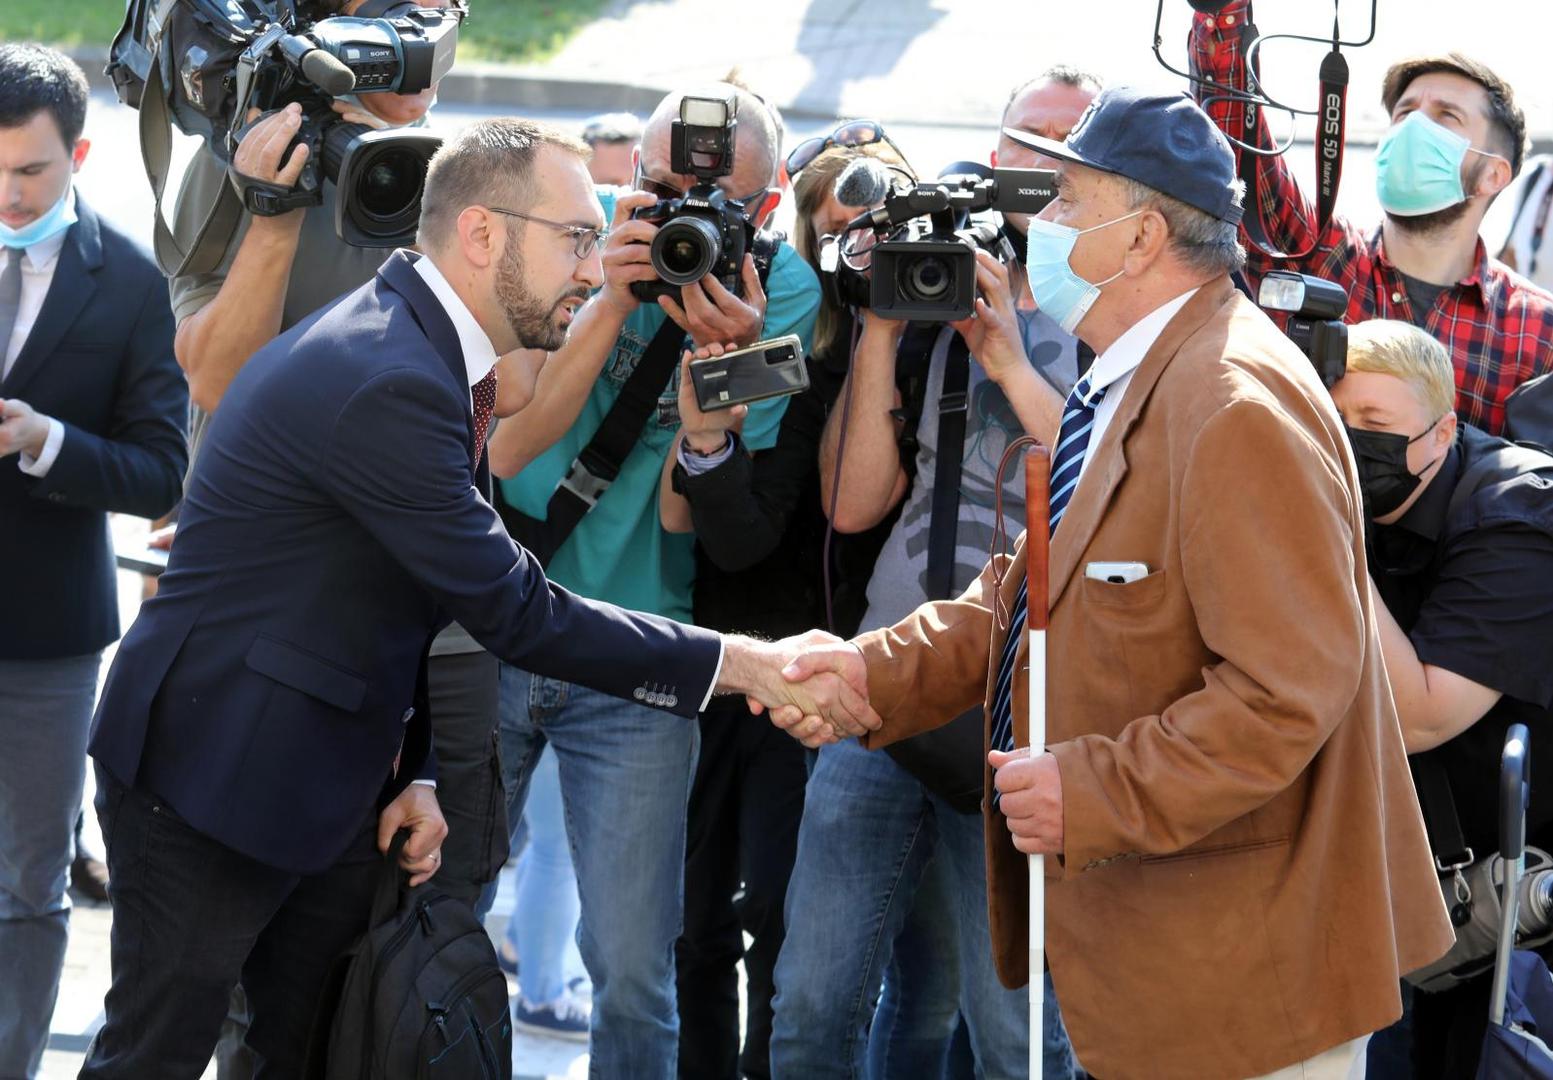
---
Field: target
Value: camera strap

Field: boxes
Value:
[924,332,971,602]
[496,317,687,565]
[1413,752,1475,880]
[1233,16,1349,262]
[138,39,245,277]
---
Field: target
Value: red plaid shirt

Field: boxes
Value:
[1190,0,1553,435]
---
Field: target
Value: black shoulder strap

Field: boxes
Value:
[499,317,685,564]
[924,333,971,601]
[1412,753,1474,875]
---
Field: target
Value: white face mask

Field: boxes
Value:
[0,183,76,250]
[1023,209,1142,334]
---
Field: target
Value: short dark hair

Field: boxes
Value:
[0,43,90,148]
[1002,65,1103,123]
[418,118,591,248]
[1381,53,1526,176]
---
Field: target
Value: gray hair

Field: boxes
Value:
[1117,176,1247,277]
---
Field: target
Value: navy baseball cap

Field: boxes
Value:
[1004,86,1243,225]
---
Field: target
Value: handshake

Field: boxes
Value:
[715,631,881,748]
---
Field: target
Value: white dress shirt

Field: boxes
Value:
[1075,286,1200,484]
[4,187,77,477]
[409,254,726,710]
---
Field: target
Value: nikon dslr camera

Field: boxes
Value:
[630,92,774,303]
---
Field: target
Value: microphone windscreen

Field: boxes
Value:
[834,157,893,209]
[304,50,358,97]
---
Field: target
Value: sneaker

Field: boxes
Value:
[513,993,590,1043]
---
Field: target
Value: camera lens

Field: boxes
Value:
[651,216,722,286]
[357,149,425,222]
[902,255,952,302]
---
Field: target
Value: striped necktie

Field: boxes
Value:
[989,373,1109,804]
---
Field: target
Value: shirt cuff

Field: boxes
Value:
[411,778,437,789]
[677,433,735,475]
[18,417,64,477]
[699,635,726,714]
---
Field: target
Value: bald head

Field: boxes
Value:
[640,84,780,201]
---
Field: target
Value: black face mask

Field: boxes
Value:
[1345,421,1441,519]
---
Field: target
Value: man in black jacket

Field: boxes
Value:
[0,44,187,1078]
[1330,319,1553,1078]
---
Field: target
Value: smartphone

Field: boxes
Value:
[1084,561,1150,585]
[115,543,169,577]
[689,335,809,413]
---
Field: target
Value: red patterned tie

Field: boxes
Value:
[471,367,498,464]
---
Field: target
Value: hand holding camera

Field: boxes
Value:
[599,190,663,317]
[231,105,311,222]
[947,249,1028,386]
[659,254,768,349]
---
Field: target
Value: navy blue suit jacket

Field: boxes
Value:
[0,196,188,660]
[90,251,723,874]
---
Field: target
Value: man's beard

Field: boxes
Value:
[495,242,589,351]
[1386,157,1488,238]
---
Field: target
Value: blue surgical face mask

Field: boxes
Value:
[0,182,76,250]
[1375,110,1502,217]
[1024,209,1142,334]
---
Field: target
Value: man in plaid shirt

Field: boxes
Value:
[1190,0,1553,435]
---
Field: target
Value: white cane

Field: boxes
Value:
[1024,444,1051,1080]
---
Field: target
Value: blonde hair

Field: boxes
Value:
[1345,320,1457,419]
[792,143,915,356]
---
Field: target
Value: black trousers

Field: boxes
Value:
[675,697,808,1080]
[80,766,380,1080]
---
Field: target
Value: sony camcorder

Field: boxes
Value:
[838,165,1057,322]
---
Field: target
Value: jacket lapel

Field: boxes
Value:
[1047,278,1238,609]
[1,197,103,397]
[376,249,479,473]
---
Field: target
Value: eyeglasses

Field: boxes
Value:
[487,207,607,259]
[633,167,768,209]
[784,119,906,178]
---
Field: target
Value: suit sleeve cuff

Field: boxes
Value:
[699,635,726,713]
[17,417,64,477]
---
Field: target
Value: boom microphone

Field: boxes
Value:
[280,34,358,96]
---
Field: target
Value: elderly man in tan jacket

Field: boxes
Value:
[771,88,1453,1080]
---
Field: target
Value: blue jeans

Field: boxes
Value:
[497,666,697,1080]
[772,738,1075,1079]
[0,653,100,1079]
[500,740,583,1005]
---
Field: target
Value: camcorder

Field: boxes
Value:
[1256,271,1349,386]
[688,335,809,412]
[629,92,778,304]
[112,0,465,247]
[839,165,1057,322]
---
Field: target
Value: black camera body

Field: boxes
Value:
[1257,271,1349,386]
[631,185,761,303]
[852,166,1056,322]
[179,1,464,246]
[630,92,773,303]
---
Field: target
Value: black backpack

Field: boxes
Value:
[305,832,512,1079]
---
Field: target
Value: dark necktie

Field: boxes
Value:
[471,367,498,464]
[0,250,21,379]
[989,372,1109,806]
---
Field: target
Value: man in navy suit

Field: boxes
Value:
[80,117,876,1078]
[0,45,188,1080]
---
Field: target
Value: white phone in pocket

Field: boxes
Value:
[1084,561,1150,585]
